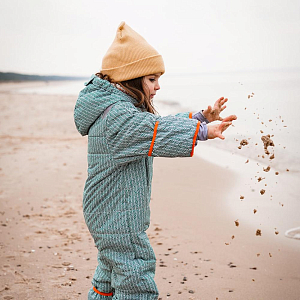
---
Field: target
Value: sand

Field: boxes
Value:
[0,82,299,300]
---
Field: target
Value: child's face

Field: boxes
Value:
[143,74,161,100]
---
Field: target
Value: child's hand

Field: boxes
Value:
[207,115,237,140]
[203,97,228,122]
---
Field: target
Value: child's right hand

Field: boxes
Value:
[207,115,237,140]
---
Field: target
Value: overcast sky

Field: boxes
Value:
[1,0,299,76]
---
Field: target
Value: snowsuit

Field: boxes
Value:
[74,75,200,300]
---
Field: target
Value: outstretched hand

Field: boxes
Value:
[207,115,237,140]
[203,97,228,122]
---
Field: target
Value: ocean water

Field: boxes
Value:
[16,70,300,240]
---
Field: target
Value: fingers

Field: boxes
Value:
[214,97,223,107]
[220,121,232,133]
[220,105,226,112]
[218,105,227,120]
[220,97,228,106]
[209,97,232,123]
[216,129,225,140]
[208,121,232,140]
[216,97,228,107]
[222,114,237,122]
[214,97,228,120]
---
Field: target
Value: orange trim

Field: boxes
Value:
[93,286,113,296]
[148,121,159,156]
[190,121,200,157]
[189,112,193,119]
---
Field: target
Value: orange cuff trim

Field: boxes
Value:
[148,121,159,156]
[189,112,193,119]
[93,286,113,297]
[190,121,200,157]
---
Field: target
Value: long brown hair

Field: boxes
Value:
[95,72,156,114]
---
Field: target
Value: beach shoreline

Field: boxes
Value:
[0,82,299,299]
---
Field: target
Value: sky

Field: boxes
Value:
[1,0,300,76]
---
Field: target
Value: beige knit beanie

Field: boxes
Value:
[101,21,165,82]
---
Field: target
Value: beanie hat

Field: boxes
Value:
[101,21,165,82]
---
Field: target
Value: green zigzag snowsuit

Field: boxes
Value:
[74,75,200,300]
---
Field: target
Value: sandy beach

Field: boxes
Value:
[0,82,299,300]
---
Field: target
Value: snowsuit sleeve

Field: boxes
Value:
[174,112,192,119]
[105,102,200,165]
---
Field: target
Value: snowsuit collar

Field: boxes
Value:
[74,75,137,136]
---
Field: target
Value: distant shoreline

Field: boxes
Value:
[0,72,87,82]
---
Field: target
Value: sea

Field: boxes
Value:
[16,69,300,241]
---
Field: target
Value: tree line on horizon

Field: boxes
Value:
[0,72,87,82]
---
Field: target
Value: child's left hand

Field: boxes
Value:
[203,97,228,122]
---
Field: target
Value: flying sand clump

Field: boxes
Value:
[261,135,274,155]
[256,229,262,236]
[238,139,249,149]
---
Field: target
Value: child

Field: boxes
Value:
[74,21,237,300]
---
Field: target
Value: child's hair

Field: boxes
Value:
[95,72,156,114]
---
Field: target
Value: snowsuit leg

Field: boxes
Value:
[88,251,114,300]
[111,232,158,300]
[90,232,158,300]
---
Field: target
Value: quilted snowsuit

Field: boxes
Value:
[74,75,200,300]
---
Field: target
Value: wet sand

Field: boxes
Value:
[0,82,299,299]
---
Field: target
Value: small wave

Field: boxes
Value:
[285,227,300,240]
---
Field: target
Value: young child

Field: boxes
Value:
[74,21,237,300]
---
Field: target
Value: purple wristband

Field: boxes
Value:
[192,111,209,124]
[197,122,208,141]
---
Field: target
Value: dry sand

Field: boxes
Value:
[0,82,299,300]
